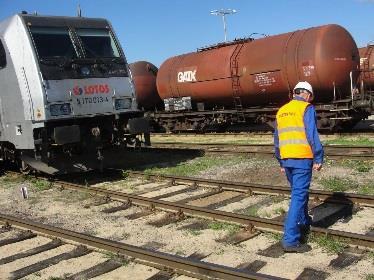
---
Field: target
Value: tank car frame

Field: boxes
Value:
[0,13,149,174]
[150,82,373,132]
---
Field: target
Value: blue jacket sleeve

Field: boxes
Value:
[273,120,282,166]
[304,106,324,164]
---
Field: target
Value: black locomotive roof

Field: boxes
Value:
[19,14,110,29]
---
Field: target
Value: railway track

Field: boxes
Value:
[1,170,373,279]
[50,174,373,248]
[127,171,374,207]
[0,216,282,280]
[152,131,374,137]
[151,142,374,160]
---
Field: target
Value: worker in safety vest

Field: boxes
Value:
[274,81,324,253]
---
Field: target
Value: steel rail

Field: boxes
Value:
[152,132,374,137]
[151,143,374,159]
[53,179,374,248]
[0,214,284,280]
[128,171,374,207]
[152,142,374,149]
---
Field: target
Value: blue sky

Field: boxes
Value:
[1,0,373,66]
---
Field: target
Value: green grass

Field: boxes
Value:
[121,170,130,179]
[0,173,32,189]
[103,251,129,265]
[368,251,374,262]
[319,177,358,192]
[341,160,373,173]
[323,137,374,146]
[240,204,260,217]
[274,207,287,216]
[27,177,52,191]
[208,221,240,235]
[358,183,374,195]
[175,249,186,256]
[311,234,346,254]
[264,232,283,241]
[142,155,244,177]
[366,274,374,280]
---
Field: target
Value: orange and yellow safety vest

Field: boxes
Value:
[276,99,313,159]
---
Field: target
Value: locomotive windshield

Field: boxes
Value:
[76,28,120,58]
[28,23,127,80]
[30,27,78,59]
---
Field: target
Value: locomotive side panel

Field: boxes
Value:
[0,16,36,149]
[0,13,149,173]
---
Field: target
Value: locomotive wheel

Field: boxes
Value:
[19,160,32,175]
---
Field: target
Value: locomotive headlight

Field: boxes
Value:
[50,103,71,116]
[115,98,132,110]
[80,66,91,76]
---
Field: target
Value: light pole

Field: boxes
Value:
[210,8,237,42]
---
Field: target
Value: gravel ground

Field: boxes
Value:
[0,152,373,279]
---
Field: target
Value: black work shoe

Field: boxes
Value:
[300,225,311,244]
[282,243,312,253]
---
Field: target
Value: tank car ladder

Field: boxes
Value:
[363,45,374,80]
[230,43,246,123]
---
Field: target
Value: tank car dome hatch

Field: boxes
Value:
[129,61,163,110]
[156,24,359,107]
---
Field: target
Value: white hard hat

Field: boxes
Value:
[293,81,313,95]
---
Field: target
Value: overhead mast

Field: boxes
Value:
[210,8,237,42]
[77,4,82,17]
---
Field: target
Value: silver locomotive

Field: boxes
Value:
[0,13,149,174]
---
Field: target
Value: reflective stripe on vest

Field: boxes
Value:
[276,99,313,159]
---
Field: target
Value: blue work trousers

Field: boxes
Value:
[283,167,312,247]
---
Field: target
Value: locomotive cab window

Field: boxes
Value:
[29,27,78,59]
[0,39,6,69]
[76,28,120,58]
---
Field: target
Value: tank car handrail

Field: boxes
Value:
[350,71,354,105]
[197,37,253,52]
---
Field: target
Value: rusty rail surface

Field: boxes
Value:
[151,143,374,160]
[0,214,284,280]
[52,179,374,248]
[128,171,374,207]
[151,131,374,137]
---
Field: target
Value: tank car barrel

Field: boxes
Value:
[156,24,359,107]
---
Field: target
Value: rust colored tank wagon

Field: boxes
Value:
[157,24,359,107]
[129,61,163,110]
